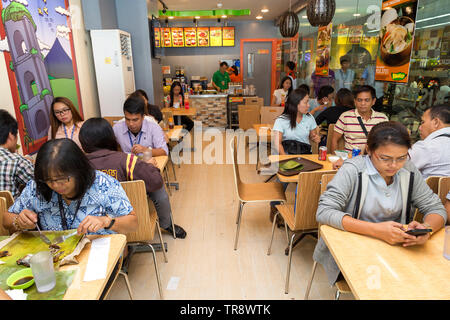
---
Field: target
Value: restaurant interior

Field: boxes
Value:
[0,0,449,302]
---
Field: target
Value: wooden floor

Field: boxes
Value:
[107,138,354,300]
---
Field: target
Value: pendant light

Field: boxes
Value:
[279,0,299,37]
[306,0,336,27]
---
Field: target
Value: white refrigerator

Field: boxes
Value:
[90,29,136,117]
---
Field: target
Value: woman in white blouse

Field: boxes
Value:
[271,76,293,106]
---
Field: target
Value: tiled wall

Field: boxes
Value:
[190,96,228,128]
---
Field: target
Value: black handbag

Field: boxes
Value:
[281,140,312,155]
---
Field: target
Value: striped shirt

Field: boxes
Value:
[334,109,388,153]
[0,147,34,199]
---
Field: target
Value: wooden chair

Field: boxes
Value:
[304,173,352,300]
[100,255,133,300]
[326,124,345,152]
[120,180,166,299]
[0,197,10,236]
[230,136,287,250]
[267,170,336,294]
[103,116,124,128]
[438,177,450,225]
[413,176,441,222]
[0,190,14,210]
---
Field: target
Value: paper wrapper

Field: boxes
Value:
[0,232,20,250]
[58,236,90,266]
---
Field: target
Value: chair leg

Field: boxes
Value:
[147,243,164,300]
[267,211,279,256]
[304,261,318,300]
[335,289,341,300]
[234,202,245,250]
[118,270,134,300]
[170,158,177,181]
[285,232,296,294]
[284,221,289,245]
[156,219,168,263]
[235,200,242,224]
[164,168,172,197]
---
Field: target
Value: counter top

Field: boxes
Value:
[189,94,228,98]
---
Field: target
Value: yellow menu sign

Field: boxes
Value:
[171,28,184,47]
[197,27,210,47]
[154,28,161,47]
[223,27,235,46]
[210,27,222,47]
[161,28,172,47]
[184,27,197,47]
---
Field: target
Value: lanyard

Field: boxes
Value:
[63,124,76,140]
[127,131,143,149]
[340,69,351,84]
[57,194,83,230]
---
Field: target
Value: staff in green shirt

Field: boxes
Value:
[212,61,231,92]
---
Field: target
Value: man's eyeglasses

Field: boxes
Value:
[54,108,71,116]
[40,176,71,185]
[374,152,410,165]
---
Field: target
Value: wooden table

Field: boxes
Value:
[320,225,450,300]
[268,154,334,183]
[153,156,168,173]
[252,124,274,139]
[161,107,197,117]
[166,125,183,142]
[61,234,126,300]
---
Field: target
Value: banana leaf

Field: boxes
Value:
[279,160,303,170]
[26,270,76,300]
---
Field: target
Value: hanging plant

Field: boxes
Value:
[307,0,336,27]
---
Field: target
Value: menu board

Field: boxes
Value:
[154,28,161,48]
[223,27,235,46]
[197,27,210,47]
[161,28,172,48]
[184,27,197,47]
[210,27,223,46]
[348,25,363,44]
[171,28,184,47]
[315,23,332,76]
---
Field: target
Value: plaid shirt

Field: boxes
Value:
[0,147,34,199]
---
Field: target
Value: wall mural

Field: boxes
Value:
[0,0,82,154]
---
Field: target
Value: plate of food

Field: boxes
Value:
[379,8,415,66]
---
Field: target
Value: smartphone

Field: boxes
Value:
[405,228,432,236]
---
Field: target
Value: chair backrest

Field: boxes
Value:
[230,136,244,201]
[438,176,450,206]
[260,106,283,125]
[238,104,261,130]
[310,140,319,154]
[120,180,157,243]
[103,116,124,128]
[320,173,336,194]
[414,176,442,222]
[0,197,9,236]
[0,191,14,210]
[326,124,345,152]
[293,170,337,231]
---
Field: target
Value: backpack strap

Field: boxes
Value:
[126,154,138,181]
[352,172,363,218]
[357,116,369,137]
[405,171,415,224]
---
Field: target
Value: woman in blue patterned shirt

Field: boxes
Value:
[3,139,138,235]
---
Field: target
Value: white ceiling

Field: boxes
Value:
[159,0,301,20]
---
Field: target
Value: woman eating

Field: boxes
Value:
[48,97,84,149]
[164,81,194,132]
[313,121,447,285]
[273,87,321,155]
[3,139,138,235]
[271,76,293,107]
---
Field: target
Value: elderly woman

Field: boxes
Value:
[3,139,137,235]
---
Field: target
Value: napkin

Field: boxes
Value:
[5,289,28,300]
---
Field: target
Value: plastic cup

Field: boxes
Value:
[444,227,450,260]
[143,149,153,162]
[30,251,56,293]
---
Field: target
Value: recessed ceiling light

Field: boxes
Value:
[221,15,227,18]
[353,13,361,17]
[168,16,174,19]
[195,16,201,19]
[256,15,263,19]
[302,15,307,19]
[261,9,269,13]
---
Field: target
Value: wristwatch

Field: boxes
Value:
[104,214,116,230]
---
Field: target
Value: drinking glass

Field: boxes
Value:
[30,251,56,292]
[143,149,152,162]
[444,227,450,260]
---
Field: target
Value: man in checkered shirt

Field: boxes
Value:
[0,110,34,199]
